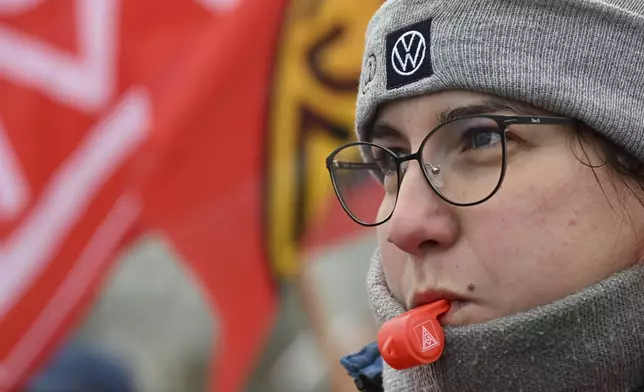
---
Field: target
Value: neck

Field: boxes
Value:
[367,249,644,392]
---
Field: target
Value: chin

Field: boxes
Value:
[440,302,492,326]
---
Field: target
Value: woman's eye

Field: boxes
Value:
[372,147,407,176]
[374,151,397,172]
[462,127,503,150]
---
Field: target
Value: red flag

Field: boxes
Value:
[139,1,287,390]
[0,1,285,391]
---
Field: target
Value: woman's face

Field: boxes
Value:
[375,90,644,326]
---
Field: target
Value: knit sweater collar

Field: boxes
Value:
[366,248,644,392]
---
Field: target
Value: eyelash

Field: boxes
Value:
[373,130,520,167]
[373,145,407,156]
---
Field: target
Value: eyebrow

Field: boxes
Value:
[370,98,538,141]
[371,122,403,141]
[438,98,537,123]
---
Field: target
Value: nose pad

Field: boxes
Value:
[424,163,443,188]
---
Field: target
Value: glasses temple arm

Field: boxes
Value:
[331,161,381,170]
[509,116,578,125]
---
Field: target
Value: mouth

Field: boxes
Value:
[410,289,469,310]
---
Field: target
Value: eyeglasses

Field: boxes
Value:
[325,114,577,227]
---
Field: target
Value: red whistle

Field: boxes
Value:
[377,299,451,370]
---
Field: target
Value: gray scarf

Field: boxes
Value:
[367,249,644,392]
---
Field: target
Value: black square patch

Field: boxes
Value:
[385,19,433,90]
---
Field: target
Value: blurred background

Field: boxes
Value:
[0,1,384,391]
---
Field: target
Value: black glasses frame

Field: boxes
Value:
[325,114,577,227]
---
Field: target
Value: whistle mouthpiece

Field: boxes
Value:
[377,299,450,370]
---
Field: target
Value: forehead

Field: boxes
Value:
[370,90,547,141]
[378,90,545,121]
[380,90,494,115]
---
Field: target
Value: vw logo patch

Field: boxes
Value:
[391,31,426,76]
[385,19,433,90]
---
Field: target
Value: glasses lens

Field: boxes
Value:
[329,143,399,225]
[421,117,505,205]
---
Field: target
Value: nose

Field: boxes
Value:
[386,163,459,257]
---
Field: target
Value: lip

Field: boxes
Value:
[410,289,469,310]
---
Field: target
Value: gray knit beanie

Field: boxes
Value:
[356,0,644,160]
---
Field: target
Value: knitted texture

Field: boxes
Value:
[356,0,644,161]
[367,249,644,391]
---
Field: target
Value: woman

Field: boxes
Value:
[327,0,644,391]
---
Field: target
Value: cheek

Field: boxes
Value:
[377,224,409,303]
[465,158,639,309]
